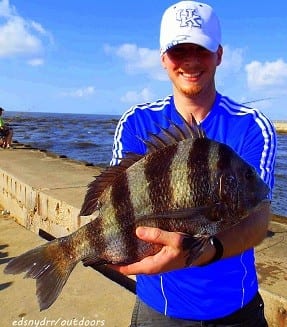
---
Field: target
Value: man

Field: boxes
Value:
[110,1,276,326]
[0,107,13,149]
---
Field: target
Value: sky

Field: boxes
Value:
[0,0,287,120]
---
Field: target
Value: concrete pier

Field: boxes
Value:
[0,144,286,327]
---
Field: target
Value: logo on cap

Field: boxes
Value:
[176,9,202,28]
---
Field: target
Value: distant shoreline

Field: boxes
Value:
[273,121,287,133]
[4,111,287,133]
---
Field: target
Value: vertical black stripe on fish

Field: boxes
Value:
[110,171,134,219]
[108,170,138,262]
[217,142,233,170]
[216,143,238,213]
[80,218,108,265]
[82,171,136,265]
[144,145,178,215]
[187,138,213,206]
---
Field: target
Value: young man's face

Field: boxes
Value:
[161,43,223,97]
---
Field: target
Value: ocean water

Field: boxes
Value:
[3,111,287,218]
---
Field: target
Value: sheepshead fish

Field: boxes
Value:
[4,117,269,310]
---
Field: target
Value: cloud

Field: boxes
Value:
[245,59,287,91]
[30,21,47,35]
[0,0,52,59]
[0,0,14,17]
[104,43,167,81]
[220,45,244,73]
[216,45,244,86]
[61,86,95,98]
[27,58,44,66]
[120,87,154,104]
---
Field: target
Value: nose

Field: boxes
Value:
[182,48,201,60]
[180,53,201,69]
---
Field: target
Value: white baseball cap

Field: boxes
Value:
[160,1,221,55]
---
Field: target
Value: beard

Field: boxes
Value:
[169,71,204,98]
[180,84,202,97]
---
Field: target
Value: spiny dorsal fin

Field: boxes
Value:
[79,153,143,216]
[80,114,205,216]
[143,114,206,153]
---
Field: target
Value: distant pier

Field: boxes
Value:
[273,121,287,133]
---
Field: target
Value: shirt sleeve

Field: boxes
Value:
[110,112,146,166]
[240,115,277,195]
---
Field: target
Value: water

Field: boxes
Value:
[5,112,118,167]
[3,111,287,218]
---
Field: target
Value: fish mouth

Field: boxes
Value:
[253,182,270,206]
[259,198,271,206]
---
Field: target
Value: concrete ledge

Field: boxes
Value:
[0,169,83,236]
[260,289,287,327]
[0,147,100,236]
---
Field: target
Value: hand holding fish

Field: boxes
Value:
[110,226,216,275]
[111,200,270,276]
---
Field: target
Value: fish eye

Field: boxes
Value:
[245,168,255,180]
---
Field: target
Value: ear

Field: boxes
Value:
[161,54,167,69]
[216,45,223,66]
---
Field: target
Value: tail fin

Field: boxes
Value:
[4,239,77,311]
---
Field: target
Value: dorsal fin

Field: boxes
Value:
[143,114,206,153]
[80,114,206,216]
[79,153,142,216]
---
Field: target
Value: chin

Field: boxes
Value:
[181,86,202,97]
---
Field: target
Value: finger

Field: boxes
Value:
[136,227,183,248]
[109,245,178,275]
[109,262,144,275]
[109,255,158,275]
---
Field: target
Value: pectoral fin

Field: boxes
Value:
[135,204,225,234]
[182,235,210,266]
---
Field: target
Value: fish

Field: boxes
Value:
[4,116,270,311]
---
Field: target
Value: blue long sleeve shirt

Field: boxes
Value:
[111,92,276,320]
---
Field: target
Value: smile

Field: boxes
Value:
[180,71,202,80]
